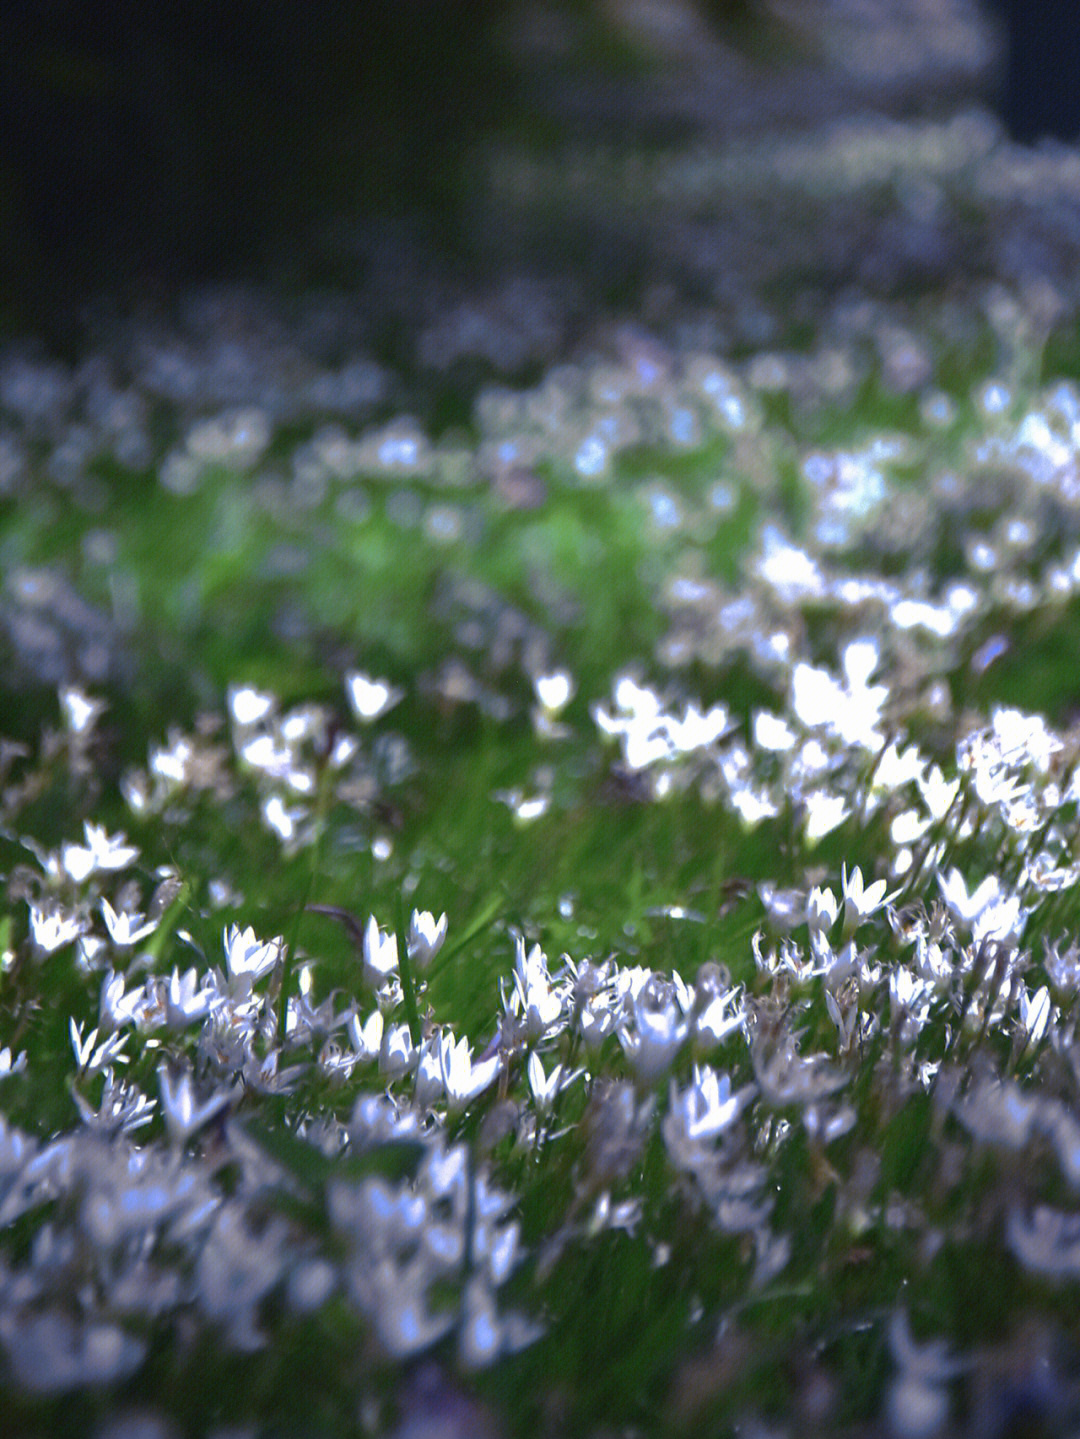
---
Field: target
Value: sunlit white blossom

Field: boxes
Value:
[1016,984,1053,1050]
[407,909,447,970]
[348,1008,385,1062]
[437,1032,501,1109]
[791,640,887,750]
[29,903,85,954]
[60,823,138,885]
[807,885,839,935]
[101,897,157,948]
[663,1065,752,1168]
[363,916,399,989]
[510,936,565,1037]
[70,1018,130,1074]
[223,924,282,996]
[621,973,689,1083]
[346,671,403,721]
[60,687,106,735]
[164,966,218,1028]
[841,864,897,935]
[0,1046,26,1080]
[379,1022,417,1080]
[526,1050,583,1112]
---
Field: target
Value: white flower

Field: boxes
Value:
[526,1051,583,1112]
[753,710,796,752]
[61,822,139,883]
[70,1019,130,1074]
[348,1008,385,1062]
[790,640,887,750]
[753,1035,846,1106]
[0,1047,26,1080]
[692,983,744,1049]
[803,790,851,842]
[99,970,146,1030]
[228,684,275,727]
[363,917,399,989]
[937,870,1023,945]
[841,864,896,935]
[59,687,106,735]
[937,869,1000,926]
[196,1207,289,1338]
[158,1064,231,1144]
[72,1069,154,1134]
[621,974,688,1083]
[101,898,157,949]
[345,671,403,722]
[414,1039,446,1108]
[165,966,218,1028]
[379,1022,416,1080]
[533,670,574,715]
[886,1310,961,1439]
[29,904,85,954]
[1007,1205,1080,1278]
[223,925,282,996]
[806,885,839,936]
[511,936,564,1037]
[663,1065,751,1167]
[0,1309,145,1394]
[1017,984,1053,1050]
[437,1032,501,1109]
[407,910,447,970]
[953,1075,1040,1148]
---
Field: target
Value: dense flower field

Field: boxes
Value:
[5,12,1080,1433]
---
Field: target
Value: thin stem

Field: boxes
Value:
[395,893,422,1051]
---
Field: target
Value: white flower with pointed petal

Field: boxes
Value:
[414,1038,446,1109]
[511,935,564,1037]
[0,1047,26,1080]
[379,1022,416,1080]
[346,671,403,722]
[938,869,1024,944]
[29,904,85,955]
[62,822,139,883]
[621,974,689,1083]
[101,898,158,949]
[223,925,282,996]
[165,966,218,1028]
[437,1032,501,1110]
[60,686,106,735]
[527,1051,583,1113]
[70,1018,130,1074]
[841,864,897,937]
[407,910,447,970]
[663,1064,752,1170]
[1017,984,1053,1049]
[807,886,839,936]
[158,1064,231,1144]
[99,970,145,1030]
[937,869,1001,926]
[348,1008,385,1062]
[363,916,399,989]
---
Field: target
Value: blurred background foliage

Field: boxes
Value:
[0,0,1001,332]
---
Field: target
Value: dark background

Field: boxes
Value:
[0,0,1074,331]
